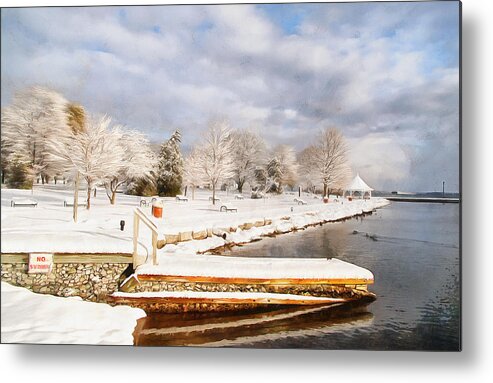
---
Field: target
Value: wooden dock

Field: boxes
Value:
[110,255,376,313]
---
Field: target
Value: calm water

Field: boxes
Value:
[136,202,461,350]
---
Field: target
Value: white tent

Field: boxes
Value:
[344,173,373,199]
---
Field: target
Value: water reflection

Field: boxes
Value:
[135,302,374,347]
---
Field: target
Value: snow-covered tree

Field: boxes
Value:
[1,86,71,189]
[156,130,184,197]
[266,145,298,193]
[1,132,13,184]
[47,115,125,209]
[231,129,266,193]
[182,147,203,200]
[104,130,156,204]
[298,146,320,193]
[196,119,235,205]
[299,128,351,197]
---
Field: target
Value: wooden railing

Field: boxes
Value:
[133,207,159,268]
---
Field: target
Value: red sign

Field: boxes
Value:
[28,253,53,274]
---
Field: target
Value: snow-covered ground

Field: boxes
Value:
[1,185,389,256]
[1,282,145,345]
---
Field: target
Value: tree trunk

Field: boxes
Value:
[238,179,244,194]
[73,172,80,223]
[192,185,195,200]
[86,182,92,210]
[323,183,328,198]
[111,190,117,205]
[94,188,97,197]
[212,182,216,205]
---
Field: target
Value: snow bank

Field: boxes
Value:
[1,186,389,254]
[136,254,374,280]
[1,282,146,345]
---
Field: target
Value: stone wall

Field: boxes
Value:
[114,279,376,313]
[126,279,371,299]
[1,263,129,302]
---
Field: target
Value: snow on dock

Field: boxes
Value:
[135,254,374,283]
[1,282,145,345]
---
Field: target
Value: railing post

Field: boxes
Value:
[133,210,140,269]
[152,231,158,265]
[133,207,159,268]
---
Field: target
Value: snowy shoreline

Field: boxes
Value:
[1,186,390,256]
[153,196,390,261]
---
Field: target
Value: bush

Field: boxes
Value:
[6,156,32,189]
[126,177,157,197]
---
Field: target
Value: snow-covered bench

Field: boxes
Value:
[175,195,188,202]
[139,198,148,207]
[234,194,244,200]
[294,197,307,205]
[11,198,38,207]
[220,204,237,213]
[209,196,221,203]
[63,198,87,207]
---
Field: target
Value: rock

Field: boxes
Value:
[164,233,180,244]
[179,231,193,242]
[192,230,207,240]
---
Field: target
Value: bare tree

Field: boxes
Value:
[298,146,319,193]
[182,147,203,200]
[231,129,266,193]
[104,130,156,204]
[1,86,71,190]
[266,145,298,193]
[196,119,235,205]
[47,115,125,209]
[299,128,351,197]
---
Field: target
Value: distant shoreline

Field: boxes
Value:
[385,197,460,203]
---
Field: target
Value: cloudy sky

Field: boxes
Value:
[1,1,460,192]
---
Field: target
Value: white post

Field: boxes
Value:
[133,210,140,269]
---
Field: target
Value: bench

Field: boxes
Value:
[234,194,244,200]
[11,199,38,207]
[209,196,221,203]
[176,195,188,202]
[64,198,87,207]
[140,199,149,207]
[294,197,307,205]
[220,204,237,212]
